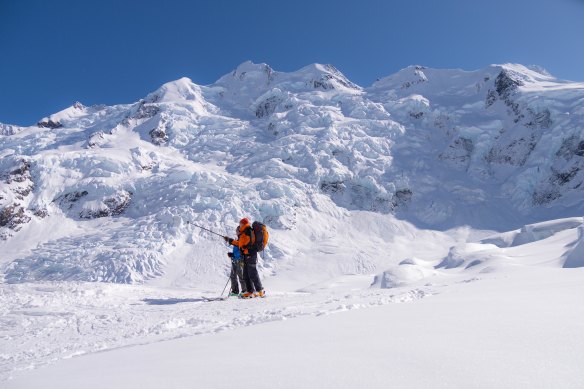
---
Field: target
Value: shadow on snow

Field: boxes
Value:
[142,298,205,305]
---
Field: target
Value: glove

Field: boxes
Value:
[224,236,234,245]
[227,252,234,258]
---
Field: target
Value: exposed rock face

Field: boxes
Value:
[0,124,23,135]
[533,135,584,205]
[401,67,428,89]
[525,108,552,129]
[55,191,90,209]
[310,65,361,91]
[256,95,285,118]
[0,204,31,231]
[494,70,524,100]
[439,137,474,170]
[0,159,35,239]
[149,123,169,145]
[485,131,540,167]
[320,177,395,213]
[37,119,63,129]
[132,102,160,120]
[392,188,413,208]
[55,190,132,219]
[80,190,132,219]
[87,131,106,148]
[484,70,526,122]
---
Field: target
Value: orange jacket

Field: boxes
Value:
[230,222,252,254]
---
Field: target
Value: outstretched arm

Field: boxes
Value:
[227,233,250,249]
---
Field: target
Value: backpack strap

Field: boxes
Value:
[244,226,253,251]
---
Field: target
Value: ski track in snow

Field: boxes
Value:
[0,280,435,382]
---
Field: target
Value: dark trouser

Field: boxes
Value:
[243,252,263,293]
[230,260,246,294]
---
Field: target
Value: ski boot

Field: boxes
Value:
[255,290,266,298]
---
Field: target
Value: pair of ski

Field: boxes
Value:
[201,294,264,302]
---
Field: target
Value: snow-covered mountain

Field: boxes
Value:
[1,61,584,285]
[2,61,584,387]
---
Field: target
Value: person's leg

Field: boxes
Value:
[247,252,263,292]
[243,259,253,294]
[230,262,239,294]
[236,261,247,293]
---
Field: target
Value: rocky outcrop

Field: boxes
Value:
[55,189,132,219]
[0,159,35,239]
[81,190,132,219]
[494,69,524,100]
[439,137,474,170]
[149,123,169,145]
[132,101,160,120]
[533,135,584,205]
[485,70,525,122]
[401,66,428,89]
[256,95,285,118]
[37,119,63,129]
[485,131,540,166]
[309,64,360,91]
[525,108,552,129]
[0,123,23,135]
[0,204,31,232]
[55,190,89,209]
[87,131,107,148]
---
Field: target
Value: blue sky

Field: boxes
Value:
[1,0,583,125]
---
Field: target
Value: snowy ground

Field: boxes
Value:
[3,266,583,389]
[2,215,584,388]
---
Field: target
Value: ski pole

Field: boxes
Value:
[220,267,234,298]
[187,222,227,238]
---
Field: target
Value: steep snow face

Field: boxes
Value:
[36,102,90,129]
[144,77,217,116]
[1,61,584,284]
[367,63,584,226]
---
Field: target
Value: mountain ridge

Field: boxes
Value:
[1,61,583,284]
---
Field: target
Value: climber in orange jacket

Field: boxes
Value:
[224,218,265,298]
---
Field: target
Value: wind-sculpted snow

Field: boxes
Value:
[435,217,584,271]
[1,61,584,284]
[368,216,584,291]
[563,226,584,268]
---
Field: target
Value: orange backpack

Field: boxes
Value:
[251,221,269,252]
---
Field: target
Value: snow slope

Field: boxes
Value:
[2,215,584,385]
[3,262,584,388]
[1,62,584,386]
